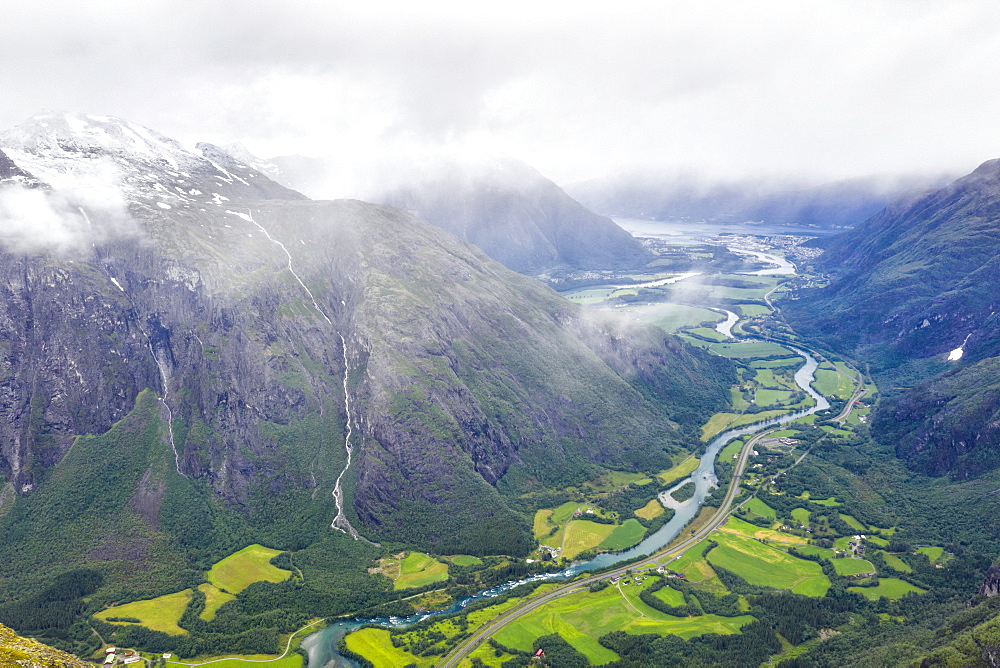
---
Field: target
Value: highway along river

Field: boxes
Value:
[303,347,830,667]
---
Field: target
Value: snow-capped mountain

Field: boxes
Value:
[0,112,304,211]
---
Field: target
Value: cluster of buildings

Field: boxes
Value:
[103,648,172,666]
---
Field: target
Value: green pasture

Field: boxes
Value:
[206,544,291,594]
[345,628,432,667]
[626,303,723,333]
[721,516,807,544]
[881,552,913,573]
[831,558,876,576]
[719,439,744,461]
[395,552,449,589]
[849,579,926,600]
[685,327,728,342]
[165,656,302,668]
[706,341,794,359]
[533,509,556,540]
[706,533,829,596]
[563,520,618,559]
[600,519,647,551]
[813,368,855,399]
[736,303,772,317]
[791,508,811,527]
[448,555,483,566]
[551,501,583,524]
[839,514,866,531]
[96,589,192,635]
[751,357,804,369]
[492,581,753,664]
[791,544,836,559]
[635,499,665,520]
[657,456,700,485]
[917,546,945,562]
[744,497,776,518]
[756,388,793,406]
[653,585,687,607]
[198,583,235,622]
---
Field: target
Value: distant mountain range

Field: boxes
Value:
[787,158,1000,478]
[0,113,732,606]
[235,151,653,275]
[567,172,951,230]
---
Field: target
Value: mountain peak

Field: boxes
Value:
[0,112,306,209]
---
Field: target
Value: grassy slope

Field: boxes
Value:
[706,533,829,596]
[394,552,449,590]
[95,589,193,635]
[206,545,291,594]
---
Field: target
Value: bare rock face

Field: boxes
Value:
[0,622,88,667]
[977,565,1000,598]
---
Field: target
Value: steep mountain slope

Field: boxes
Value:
[0,113,732,596]
[378,158,652,274]
[786,158,1000,477]
[239,149,654,275]
[568,172,948,230]
[0,621,88,667]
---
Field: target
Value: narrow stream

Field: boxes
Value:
[303,347,830,667]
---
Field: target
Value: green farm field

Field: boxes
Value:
[744,497,776,518]
[491,580,753,664]
[812,368,855,399]
[849,579,926,600]
[720,517,807,544]
[623,303,723,332]
[658,456,700,485]
[706,533,829,596]
[394,552,449,589]
[706,341,793,359]
[599,519,647,551]
[96,588,193,635]
[562,520,617,559]
[198,583,235,621]
[635,498,664,520]
[831,558,876,576]
[206,544,291,594]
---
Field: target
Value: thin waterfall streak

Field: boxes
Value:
[237,210,369,541]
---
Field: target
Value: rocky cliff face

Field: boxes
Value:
[0,113,732,561]
[0,622,87,667]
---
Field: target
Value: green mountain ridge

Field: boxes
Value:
[787,157,1000,478]
[0,115,733,614]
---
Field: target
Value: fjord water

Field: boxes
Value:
[304,348,829,667]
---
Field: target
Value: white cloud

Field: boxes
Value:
[2,1,1000,187]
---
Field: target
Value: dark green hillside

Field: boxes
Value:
[787,158,1000,477]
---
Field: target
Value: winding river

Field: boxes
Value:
[303,345,830,667]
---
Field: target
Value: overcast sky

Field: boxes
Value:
[3,0,1000,190]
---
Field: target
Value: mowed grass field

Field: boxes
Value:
[198,583,236,621]
[562,520,617,559]
[394,552,449,590]
[599,519,647,551]
[344,628,433,667]
[702,411,789,441]
[720,517,807,544]
[635,499,665,520]
[658,457,699,485]
[448,555,483,566]
[207,544,291,594]
[706,533,829,596]
[744,497,776,518]
[491,581,753,664]
[626,303,723,333]
[849,579,926,600]
[96,589,193,635]
[813,368,855,399]
[831,558,876,576]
